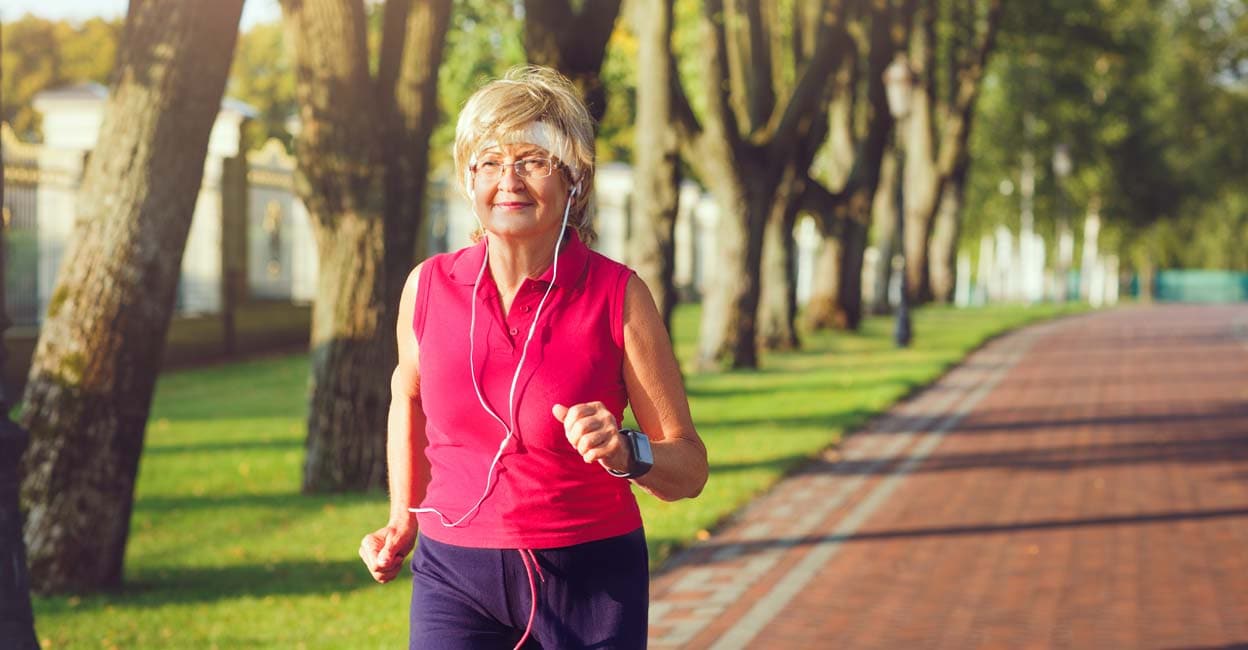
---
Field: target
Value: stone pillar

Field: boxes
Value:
[672,180,702,301]
[593,162,632,263]
[0,135,39,650]
[220,151,249,355]
[794,216,820,306]
[692,195,720,301]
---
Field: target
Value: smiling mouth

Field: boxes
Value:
[494,202,532,209]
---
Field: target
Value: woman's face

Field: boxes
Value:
[470,141,572,243]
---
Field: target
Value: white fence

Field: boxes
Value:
[3,84,1109,330]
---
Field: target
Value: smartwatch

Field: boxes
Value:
[607,428,654,479]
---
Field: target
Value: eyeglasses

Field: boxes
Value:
[473,157,559,181]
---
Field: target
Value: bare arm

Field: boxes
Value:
[622,275,708,501]
[360,262,429,583]
[386,262,429,526]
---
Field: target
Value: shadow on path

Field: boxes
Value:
[673,505,1248,565]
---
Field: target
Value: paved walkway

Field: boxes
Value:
[649,304,1248,649]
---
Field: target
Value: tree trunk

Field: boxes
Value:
[835,215,870,329]
[929,158,968,303]
[284,0,450,492]
[283,0,392,492]
[523,0,623,125]
[816,1,901,330]
[697,172,767,370]
[304,214,389,491]
[868,150,899,314]
[902,77,940,305]
[675,0,852,368]
[903,0,1002,304]
[19,0,244,593]
[0,67,39,644]
[380,0,453,314]
[758,168,803,351]
[803,232,841,330]
[628,0,681,331]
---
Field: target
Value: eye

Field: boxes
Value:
[521,158,551,176]
[477,160,502,172]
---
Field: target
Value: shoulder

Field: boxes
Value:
[584,249,635,287]
[622,274,660,323]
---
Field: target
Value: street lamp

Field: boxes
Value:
[884,53,915,348]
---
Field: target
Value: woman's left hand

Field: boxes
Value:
[552,402,630,474]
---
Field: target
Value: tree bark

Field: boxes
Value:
[380,0,453,315]
[868,150,899,314]
[758,166,803,351]
[825,0,901,331]
[929,155,969,302]
[522,0,623,125]
[629,0,681,331]
[902,0,1003,304]
[284,0,388,493]
[0,58,39,642]
[19,0,244,593]
[305,213,389,491]
[835,216,871,328]
[283,0,450,492]
[695,170,766,370]
[802,231,842,330]
[677,0,852,369]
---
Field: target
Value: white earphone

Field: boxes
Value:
[411,172,579,529]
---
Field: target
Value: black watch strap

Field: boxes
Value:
[607,428,654,479]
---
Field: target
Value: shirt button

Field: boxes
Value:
[522,305,532,313]
[509,327,518,336]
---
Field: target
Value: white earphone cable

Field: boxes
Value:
[411,181,577,527]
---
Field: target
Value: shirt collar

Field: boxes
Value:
[448,229,590,290]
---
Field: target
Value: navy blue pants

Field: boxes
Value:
[409,529,649,649]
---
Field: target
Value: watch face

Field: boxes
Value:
[633,431,654,465]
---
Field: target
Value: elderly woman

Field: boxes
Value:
[359,66,708,649]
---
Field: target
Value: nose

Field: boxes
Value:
[497,163,526,192]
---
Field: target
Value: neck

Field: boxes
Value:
[486,228,566,295]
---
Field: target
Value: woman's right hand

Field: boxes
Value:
[359,524,417,583]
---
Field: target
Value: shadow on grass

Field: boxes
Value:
[35,559,374,613]
[144,438,302,455]
[703,408,878,432]
[708,453,814,475]
[686,376,925,403]
[134,491,380,515]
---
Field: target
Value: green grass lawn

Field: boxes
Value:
[32,302,1086,649]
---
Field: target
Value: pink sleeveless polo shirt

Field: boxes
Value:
[412,232,643,549]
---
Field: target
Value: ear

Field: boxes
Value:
[465,169,474,198]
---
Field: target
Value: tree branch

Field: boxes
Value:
[701,0,742,144]
[767,4,853,158]
[743,0,776,133]
[376,0,412,103]
[936,0,1003,175]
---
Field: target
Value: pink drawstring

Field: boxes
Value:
[514,549,545,650]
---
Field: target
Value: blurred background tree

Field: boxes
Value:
[963,0,1248,288]
[1,16,120,140]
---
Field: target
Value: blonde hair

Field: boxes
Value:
[454,66,597,243]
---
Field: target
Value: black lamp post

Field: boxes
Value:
[884,54,915,348]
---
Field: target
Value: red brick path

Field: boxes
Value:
[649,305,1248,649]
